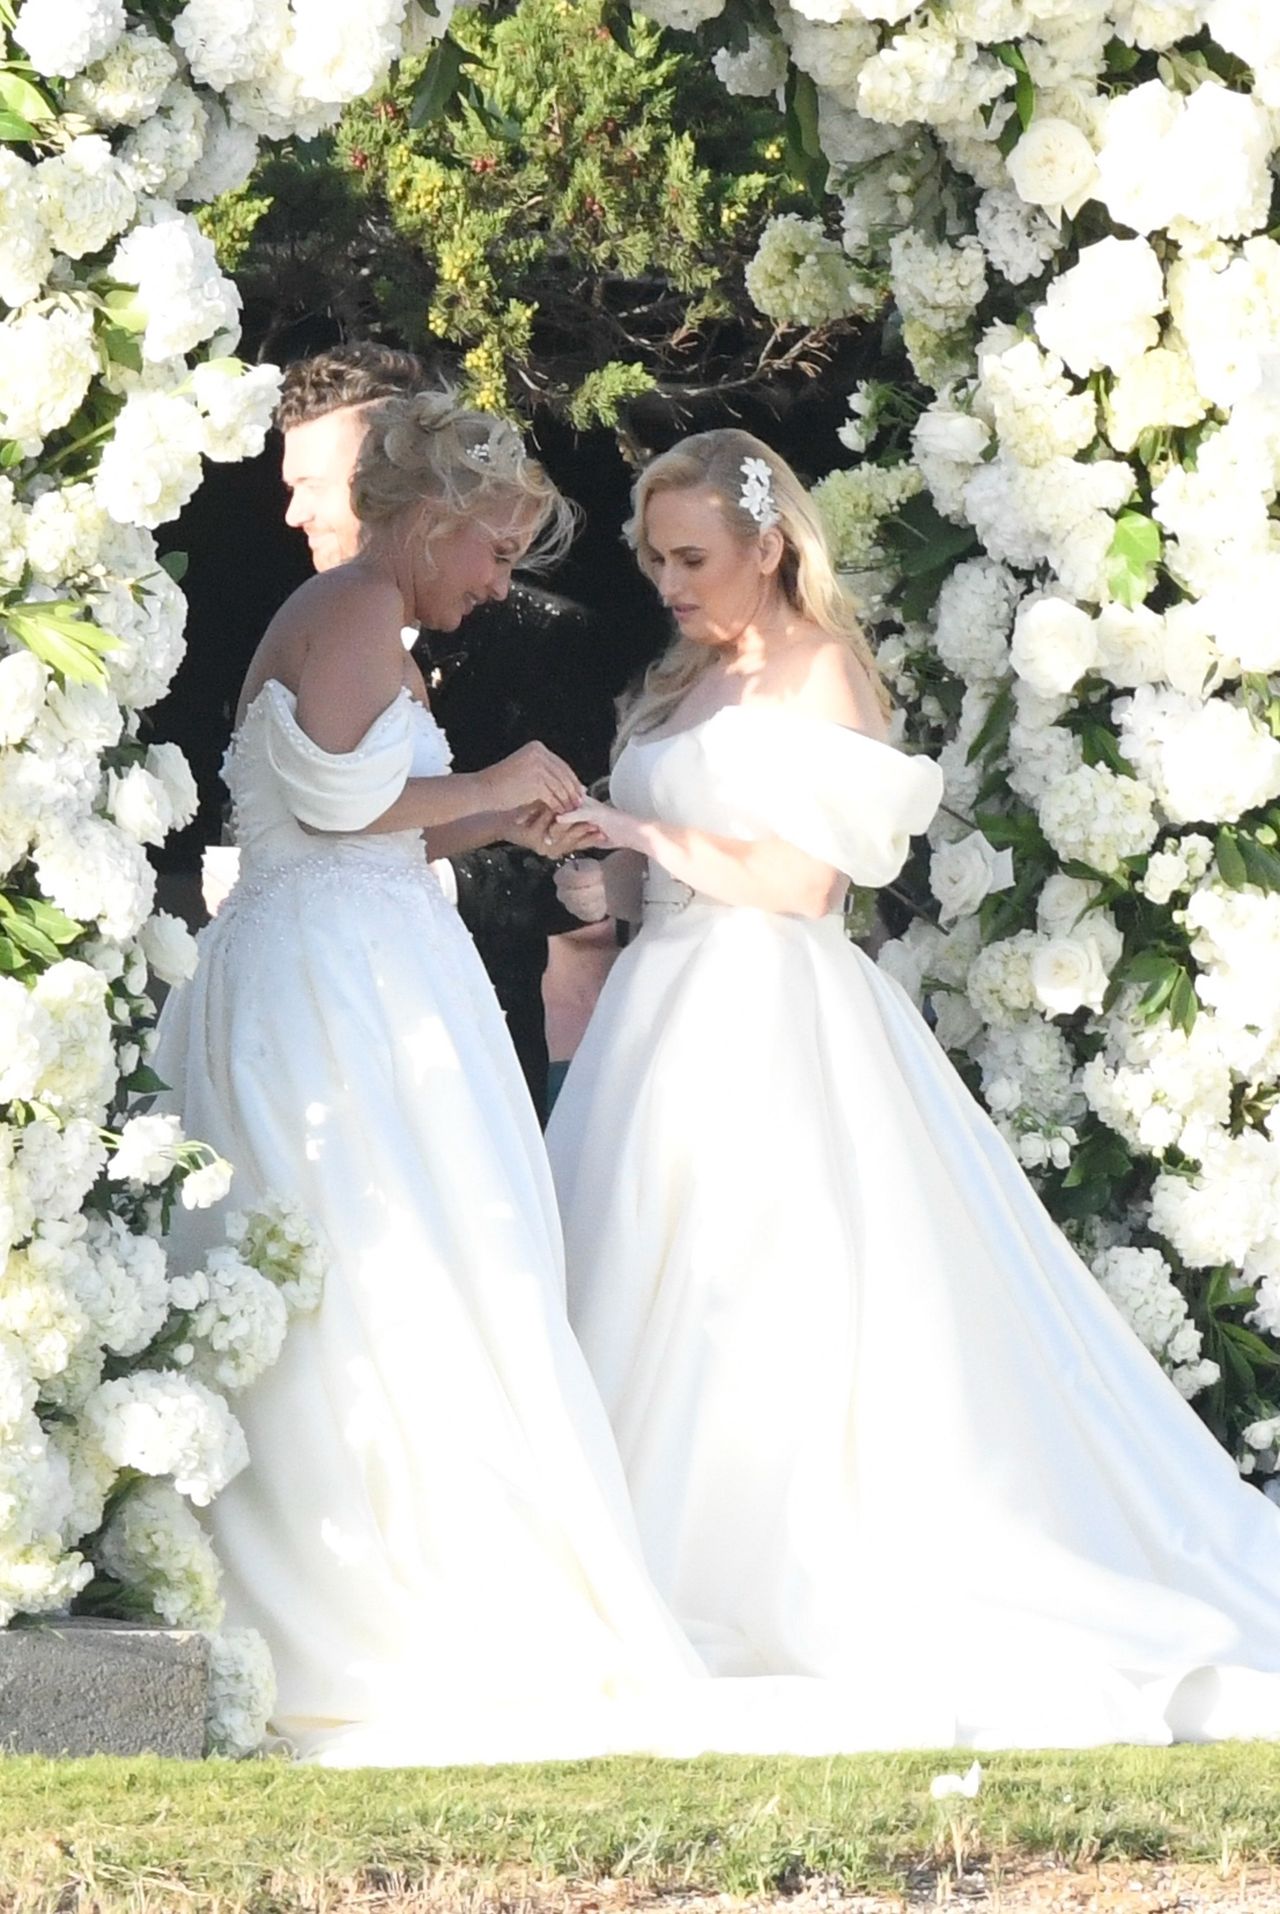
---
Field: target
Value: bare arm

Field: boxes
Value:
[565,802,841,917]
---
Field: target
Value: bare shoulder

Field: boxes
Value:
[768,634,889,741]
[287,567,408,753]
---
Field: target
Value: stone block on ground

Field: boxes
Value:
[0,1618,209,1758]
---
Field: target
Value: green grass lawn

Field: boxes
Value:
[2,1745,1280,1910]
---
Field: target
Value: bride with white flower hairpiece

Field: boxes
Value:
[547,426,1280,1750]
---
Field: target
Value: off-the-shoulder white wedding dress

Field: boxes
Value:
[156,682,807,1766]
[547,704,1280,1749]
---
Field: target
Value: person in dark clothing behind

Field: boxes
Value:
[276,343,610,1121]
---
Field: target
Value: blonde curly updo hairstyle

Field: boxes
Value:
[352,388,577,571]
[616,427,889,752]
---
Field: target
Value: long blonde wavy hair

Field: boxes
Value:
[614,429,890,757]
[352,387,578,572]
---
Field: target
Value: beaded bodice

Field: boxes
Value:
[225,680,452,878]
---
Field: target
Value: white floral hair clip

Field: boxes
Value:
[466,440,492,464]
[739,456,780,531]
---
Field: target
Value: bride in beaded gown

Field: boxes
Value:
[548,429,1280,1751]
[155,394,803,1767]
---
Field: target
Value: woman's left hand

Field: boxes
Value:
[555,795,643,852]
[502,804,601,859]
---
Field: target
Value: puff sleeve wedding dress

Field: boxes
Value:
[547,704,1280,1750]
[154,681,748,1766]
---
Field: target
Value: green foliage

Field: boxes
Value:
[207,0,827,425]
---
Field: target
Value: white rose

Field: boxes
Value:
[108,764,173,847]
[180,1156,233,1210]
[139,910,198,985]
[1006,118,1098,221]
[929,831,1015,926]
[1031,936,1109,1016]
[1010,596,1098,696]
[110,1112,183,1184]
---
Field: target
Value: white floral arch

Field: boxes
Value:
[2,0,1279,1754]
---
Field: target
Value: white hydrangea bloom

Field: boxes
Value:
[204,1626,274,1757]
[109,210,241,363]
[31,959,117,1121]
[976,332,1097,466]
[746,213,875,326]
[0,303,98,456]
[24,482,114,584]
[1115,686,1280,826]
[16,1118,107,1228]
[1034,235,1164,377]
[1150,1129,1280,1276]
[713,29,787,96]
[117,81,209,199]
[1104,344,1206,455]
[88,557,188,711]
[966,930,1042,1026]
[975,185,1061,285]
[1211,0,1280,108]
[0,977,56,1105]
[0,152,55,309]
[910,393,992,522]
[812,461,922,570]
[98,1479,224,1625]
[1093,1245,1218,1398]
[172,0,291,90]
[889,230,987,334]
[856,17,1010,128]
[930,556,1019,682]
[0,651,49,747]
[84,1370,248,1506]
[33,814,156,942]
[76,1212,170,1357]
[64,28,178,126]
[1092,602,1168,690]
[179,100,259,204]
[780,12,877,98]
[35,135,135,258]
[226,1198,327,1315]
[192,361,283,462]
[95,389,206,530]
[14,0,124,78]
[1038,762,1159,874]
[180,1246,288,1392]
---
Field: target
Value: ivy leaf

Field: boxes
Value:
[120,1063,170,1096]
[1105,510,1161,609]
[1169,966,1198,1034]
[158,550,189,584]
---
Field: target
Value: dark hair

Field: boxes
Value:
[275,343,432,432]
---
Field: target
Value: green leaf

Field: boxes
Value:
[0,934,26,974]
[1218,1322,1280,1370]
[965,677,1013,767]
[1239,835,1280,893]
[782,66,828,199]
[158,550,189,584]
[1105,511,1161,610]
[99,287,149,335]
[1215,827,1248,889]
[120,1063,170,1096]
[100,324,143,374]
[15,897,82,945]
[0,439,22,469]
[1169,966,1198,1034]
[883,489,980,579]
[3,599,118,686]
[409,34,473,129]
[0,67,53,124]
[1076,718,1136,778]
[0,105,36,142]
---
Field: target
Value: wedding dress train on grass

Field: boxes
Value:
[547,705,1280,1749]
